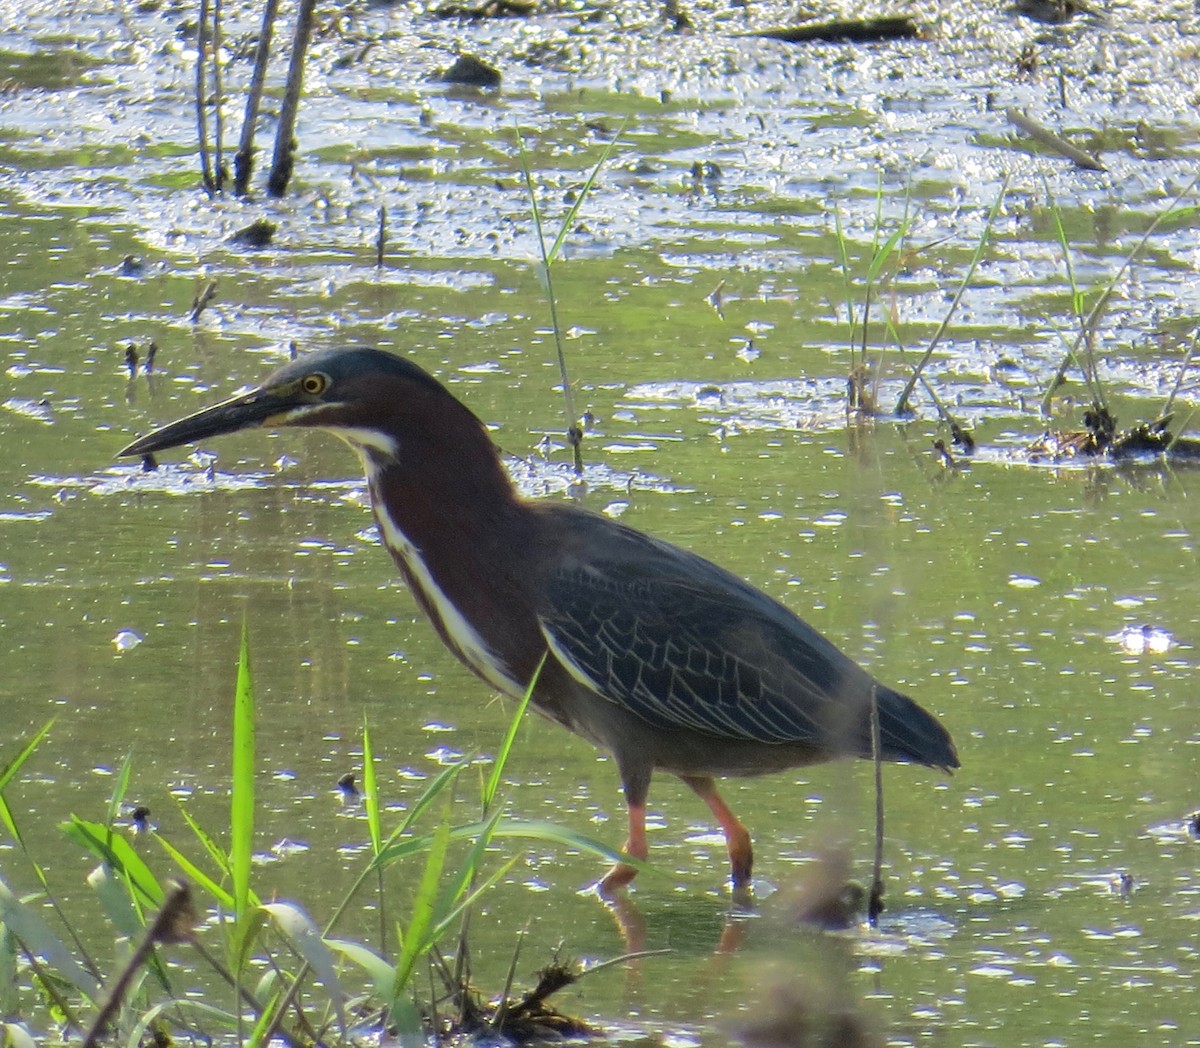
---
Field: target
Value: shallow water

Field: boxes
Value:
[2,0,1199,1043]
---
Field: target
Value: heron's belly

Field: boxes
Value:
[544,674,833,779]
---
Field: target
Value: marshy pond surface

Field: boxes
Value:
[2,0,1199,1043]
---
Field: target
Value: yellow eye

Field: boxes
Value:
[301,373,327,396]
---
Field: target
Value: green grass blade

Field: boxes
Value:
[0,720,54,800]
[246,986,281,1048]
[361,717,382,856]
[319,758,470,939]
[546,122,626,265]
[864,222,909,285]
[376,816,634,869]
[261,902,346,1034]
[369,759,469,870]
[173,803,234,884]
[0,722,56,849]
[0,924,19,1017]
[154,831,236,910]
[231,621,256,925]
[0,877,102,1001]
[434,807,505,924]
[431,854,520,941]
[3,1022,36,1048]
[491,817,639,867]
[325,939,395,1002]
[482,653,543,814]
[361,715,387,954]
[86,863,145,941]
[124,998,239,1048]
[104,751,135,834]
[391,801,453,997]
[62,817,164,908]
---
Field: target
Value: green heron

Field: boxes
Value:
[120,348,958,892]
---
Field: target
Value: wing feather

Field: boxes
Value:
[537,532,869,748]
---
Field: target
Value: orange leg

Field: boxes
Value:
[681,775,753,889]
[598,800,648,896]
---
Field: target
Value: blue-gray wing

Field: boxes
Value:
[538,534,871,746]
[535,518,957,770]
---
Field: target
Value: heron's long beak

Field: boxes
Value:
[118,386,301,457]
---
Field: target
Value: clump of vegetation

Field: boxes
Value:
[0,633,623,1045]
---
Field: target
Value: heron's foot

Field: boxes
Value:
[729,839,753,891]
[598,860,640,897]
[598,802,649,896]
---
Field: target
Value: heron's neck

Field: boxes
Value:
[346,435,537,695]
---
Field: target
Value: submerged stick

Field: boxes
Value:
[376,204,387,268]
[741,16,919,43]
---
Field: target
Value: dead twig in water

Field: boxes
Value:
[268,0,318,198]
[1005,107,1105,171]
[195,0,216,194]
[211,0,225,186]
[190,279,219,323]
[81,882,196,1048]
[234,0,282,194]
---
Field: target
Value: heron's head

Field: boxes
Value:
[119,347,473,468]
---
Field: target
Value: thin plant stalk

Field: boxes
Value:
[482,652,542,814]
[1039,170,1200,416]
[867,686,884,927]
[895,177,1010,415]
[1166,408,1197,453]
[1163,332,1197,420]
[518,125,625,474]
[833,205,855,347]
[490,927,525,1032]
[1040,187,1104,412]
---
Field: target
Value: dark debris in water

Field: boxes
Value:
[228,218,277,248]
[1024,407,1200,464]
[431,959,599,1044]
[740,15,921,45]
[1008,0,1100,24]
[490,961,599,1041]
[433,0,535,18]
[437,53,502,88]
